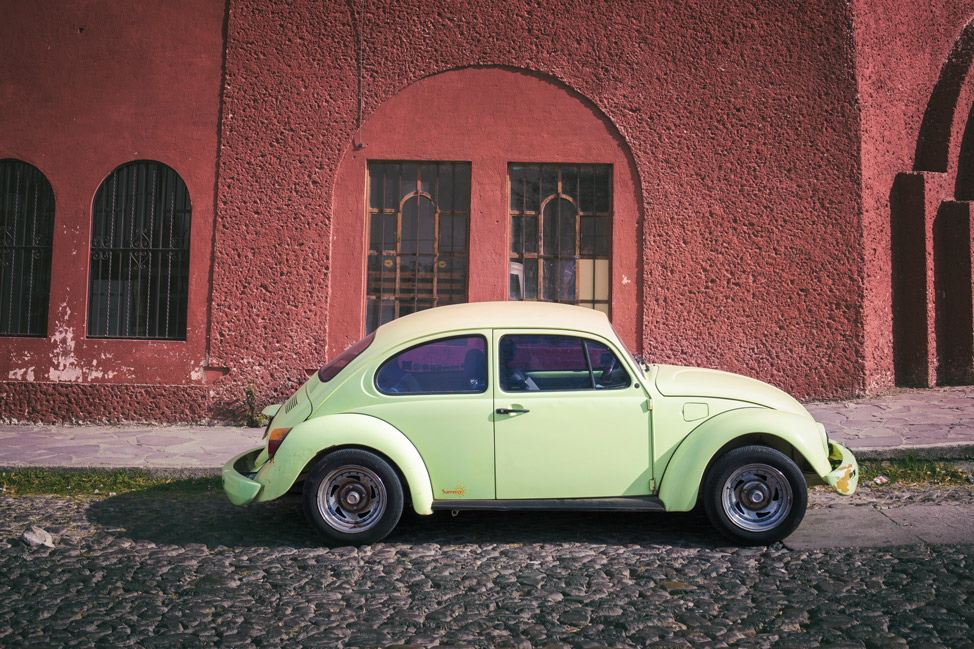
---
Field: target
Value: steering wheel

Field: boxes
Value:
[599,355,619,386]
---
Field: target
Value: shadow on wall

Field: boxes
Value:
[890,173,929,386]
[933,201,974,385]
[914,19,974,173]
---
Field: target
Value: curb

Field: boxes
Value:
[844,443,974,461]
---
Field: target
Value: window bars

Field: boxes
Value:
[366,162,471,333]
[509,164,612,313]
[0,159,55,337]
[88,161,191,340]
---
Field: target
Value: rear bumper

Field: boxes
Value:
[823,441,859,495]
[222,446,264,505]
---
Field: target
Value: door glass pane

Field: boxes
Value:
[417,197,435,254]
[419,164,435,197]
[401,197,418,255]
[401,164,416,202]
[508,164,610,312]
[384,165,400,210]
[366,162,471,333]
[510,165,524,212]
[524,165,541,213]
[557,198,576,256]
[439,164,454,212]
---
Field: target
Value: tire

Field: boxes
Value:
[703,445,807,545]
[302,449,404,545]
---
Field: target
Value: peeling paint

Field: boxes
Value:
[191,365,206,382]
[7,367,35,381]
[48,321,83,383]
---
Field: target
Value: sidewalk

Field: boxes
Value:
[0,386,973,474]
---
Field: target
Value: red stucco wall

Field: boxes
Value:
[0,0,225,422]
[211,0,866,413]
[4,0,972,423]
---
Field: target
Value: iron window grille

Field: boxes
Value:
[366,162,471,333]
[0,159,55,337]
[509,164,612,314]
[88,161,191,340]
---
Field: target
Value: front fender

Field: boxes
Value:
[657,408,831,512]
[253,413,434,515]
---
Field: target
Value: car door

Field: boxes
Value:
[353,332,496,500]
[492,330,654,499]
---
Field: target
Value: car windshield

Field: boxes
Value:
[318,333,375,382]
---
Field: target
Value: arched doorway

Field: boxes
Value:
[329,66,643,355]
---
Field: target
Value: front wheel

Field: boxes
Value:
[703,445,807,545]
[302,449,404,545]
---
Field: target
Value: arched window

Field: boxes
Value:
[365,162,470,332]
[88,161,191,340]
[0,159,55,337]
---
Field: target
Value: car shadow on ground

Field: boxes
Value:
[85,487,723,550]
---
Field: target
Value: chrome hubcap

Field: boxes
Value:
[317,465,386,533]
[721,463,792,532]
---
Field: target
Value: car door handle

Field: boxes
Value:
[496,408,530,415]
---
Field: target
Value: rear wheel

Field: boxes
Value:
[302,449,404,545]
[703,445,807,545]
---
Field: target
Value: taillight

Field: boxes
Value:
[267,428,292,457]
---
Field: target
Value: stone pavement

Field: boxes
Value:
[0,424,262,475]
[2,492,973,648]
[0,385,972,473]
[804,384,974,459]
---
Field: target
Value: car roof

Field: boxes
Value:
[373,301,616,346]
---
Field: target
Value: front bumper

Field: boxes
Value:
[222,446,264,505]
[823,440,859,495]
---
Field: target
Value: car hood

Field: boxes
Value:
[653,364,811,418]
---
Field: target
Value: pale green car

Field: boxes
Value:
[223,302,858,546]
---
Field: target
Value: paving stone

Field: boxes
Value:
[21,524,55,548]
[1,484,974,649]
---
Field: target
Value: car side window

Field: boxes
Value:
[585,338,632,389]
[376,335,487,395]
[499,334,630,392]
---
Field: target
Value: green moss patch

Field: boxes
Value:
[0,469,221,497]
[858,457,973,487]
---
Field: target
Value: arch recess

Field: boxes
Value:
[895,18,974,387]
[329,66,644,356]
[915,18,974,173]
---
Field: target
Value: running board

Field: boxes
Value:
[431,496,665,512]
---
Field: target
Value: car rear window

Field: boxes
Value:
[376,335,487,395]
[318,333,375,382]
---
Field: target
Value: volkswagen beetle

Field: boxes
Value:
[223,302,858,545]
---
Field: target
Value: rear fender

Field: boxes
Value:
[657,408,830,511]
[254,413,434,514]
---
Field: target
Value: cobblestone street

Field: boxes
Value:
[1,488,972,649]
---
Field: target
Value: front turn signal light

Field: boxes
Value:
[267,427,292,457]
